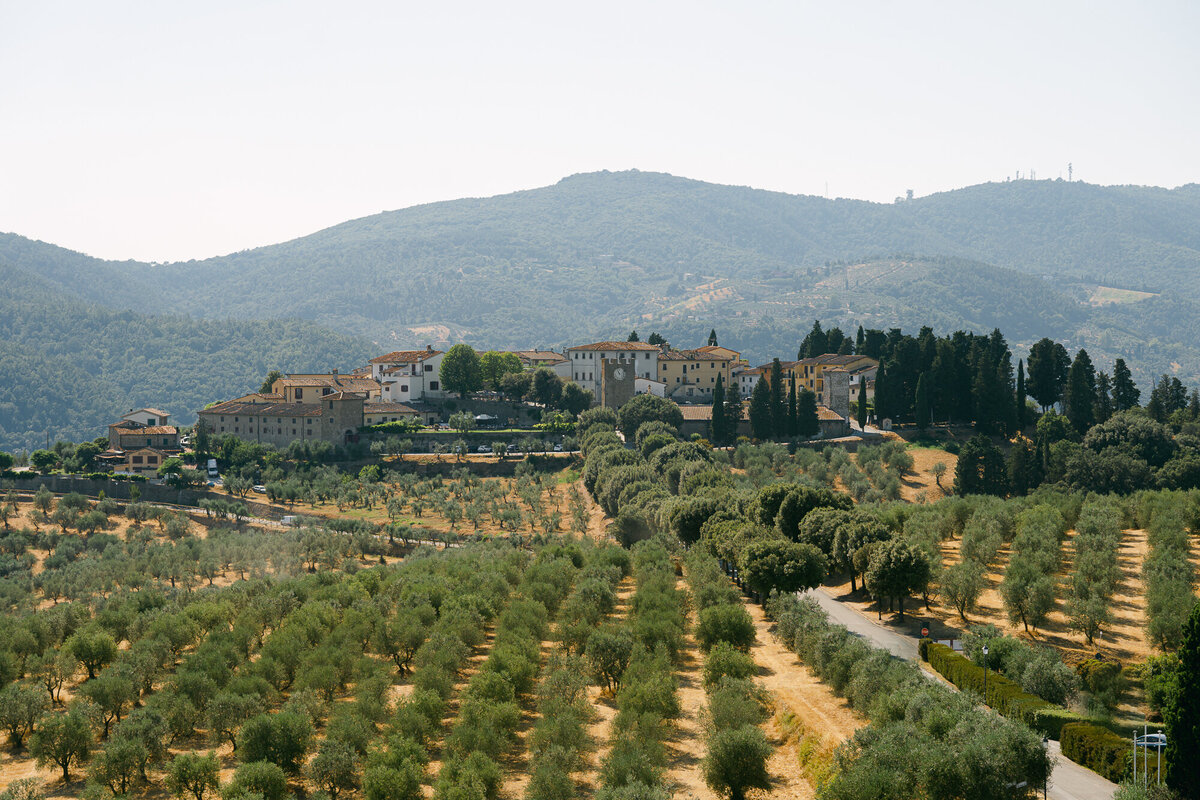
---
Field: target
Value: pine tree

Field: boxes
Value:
[953,435,1009,497]
[748,378,772,440]
[1064,349,1097,435]
[769,359,787,439]
[1111,358,1140,411]
[914,373,930,431]
[1027,338,1070,412]
[708,328,718,347]
[797,388,819,438]
[1015,359,1027,431]
[627,330,639,342]
[1006,436,1041,496]
[786,377,798,438]
[711,375,728,445]
[798,321,828,359]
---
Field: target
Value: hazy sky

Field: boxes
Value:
[2,1,1197,262]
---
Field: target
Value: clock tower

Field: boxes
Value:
[600,358,636,409]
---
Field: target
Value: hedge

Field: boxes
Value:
[1028,707,1093,740]
[925,643,1052,723]
[1060,723,1131,783]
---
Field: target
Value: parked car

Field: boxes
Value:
[252,485,267,493]
[477,445,490,453]
[553,443,563,452]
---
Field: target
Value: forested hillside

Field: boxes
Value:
[0,263,372,453]
[3,171,1200,448]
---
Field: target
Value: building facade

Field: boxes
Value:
[198,392,366,449]
[657,345,743,402]
[566,341,660,397]
[369,348,446,403]
[271,371,381,404]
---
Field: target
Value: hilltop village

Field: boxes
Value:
[94,337,877,475]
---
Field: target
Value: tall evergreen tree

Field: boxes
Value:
[1015,359,1027,431]
[953,435,1009,497]
[972,349,1008,435]
[826,326,846,355]
[786,377,798,438]
[1064,349,1097,435]
[855,325,865,354]
[647,332,666,345]
[797,388,819,438]
[873,360,891,422]
[1027,338,1070,411]
[1147,374,1188,422]
[856,386,868,430]
[798,321,828,359]
[1110,358,1140,411]
[769,359,787,438]
[711,374,728,445]
[748,378,772,440]
[707,328,718,347]
[1094,371,1113,424]
[914,373,930,431]
[1006,436,1041,496]
[1165,600,1200,798]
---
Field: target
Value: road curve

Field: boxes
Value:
[800,588,1117,800]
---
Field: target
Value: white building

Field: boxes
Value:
[566,341,661,397]
[369,347,447,403]
[735,365,763,399]
[120,408,171,427]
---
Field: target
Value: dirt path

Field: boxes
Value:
[663,577,710,798]
[500,636,557,799]
[578,577,635,796]
[425,623,498,792]
[744,600,866,799]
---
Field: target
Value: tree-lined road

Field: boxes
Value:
[801,588,1117,800]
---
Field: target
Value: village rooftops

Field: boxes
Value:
[567,341,661,351]
[677,403,749,421]
[693,345,741,359]
[363,401,419,414]
[200,400,326,417]
[369,349,443,364]
[230,392,285,403]
[509,350,568,364]
[124,426,178,436]
[123,408,171,419]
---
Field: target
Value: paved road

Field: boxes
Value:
[801,588,1117,800]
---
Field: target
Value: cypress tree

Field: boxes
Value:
[856,385,868,430]
[1064,349,1097,435]
[711,374,727,445]
[708,328,719,347]
[797,388,819,438]
[855,325,865,354]
[769,359,786,438]
[749,378,772,440]
[787,377,798,438]
[1015,359,1027,431]
[1165,600,1200,798]
[914,373,930,431]
[873,360,890,423]
[1111,358,1140,411]
[1094,371,1113,424]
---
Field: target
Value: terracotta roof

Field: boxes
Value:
[694,345,741,358]
[323,391,367,401]
[509,350,568,364]
[277,375,379,390]
[796,354,876,367]
[567,341,660,352]
[364,402,419,414]
[231,392,285,403]
[125,447,171,456]
[678,403,748,421]
[116,426,178,436]
[816,405,845,421]
[123,408,171,418]
[200,401,325,418]
[369,350,442,364]
[109,420,139,430]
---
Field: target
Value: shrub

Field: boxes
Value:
[1061,722,1131,783]
[702,643,756,691]
[224,761,290,800]
[696,604,756,653]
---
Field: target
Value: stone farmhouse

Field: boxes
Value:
[99,408,181,476]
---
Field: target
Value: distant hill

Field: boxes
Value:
[2,170,1199,449]
[0,263,371,453]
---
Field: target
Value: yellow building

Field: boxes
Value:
[657,345,745,402]
[271,370,381,404]
[762,354,877,407]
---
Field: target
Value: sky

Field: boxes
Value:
[2,1,1197,263]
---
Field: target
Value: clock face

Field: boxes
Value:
[613,367,626,381]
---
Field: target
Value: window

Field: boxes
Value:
[424,364,432,372]
[220,416,225,422]
[148,456,158,465]
[132,455,143,464]
[328,402,334,410]
[323,387,332,395]
[234,427,239,433]
[430,381,439,390]
[307,419,312,424]
[400,385,409,392]
[296,388,303,399]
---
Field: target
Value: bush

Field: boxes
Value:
[701,725,772,799]
[696,604,756,653]
[224,761,290,800]
[702,643,756,690]
[1061,722,1131,783]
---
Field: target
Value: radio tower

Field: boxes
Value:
[1068,163,1073,182]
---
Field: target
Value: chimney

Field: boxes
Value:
[426,344,433,352]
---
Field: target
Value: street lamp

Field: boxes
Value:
[982,643,989,704]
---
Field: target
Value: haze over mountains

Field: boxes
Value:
[3,170,1200,451]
